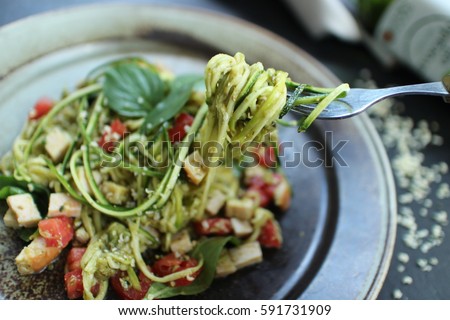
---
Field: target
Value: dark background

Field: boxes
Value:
[1,0,449,299]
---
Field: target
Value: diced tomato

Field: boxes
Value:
[98,118,127,153]
[98,133,116,153]
[110,118,127,136]
[64,247,99,299]
[29,97,54,120]
[258,219,282,249]
[246,176,275,207]
[258,145,278,168]
[66,247,87,272]
[38,216,74,248]
[193,218,232,236]
[110,269,152,300]
[64,268,100,299]
[153,253,201,287]
[64,269,84,299]
[247,186,271,207]
[168,113,194,143]
[245,173,285,208]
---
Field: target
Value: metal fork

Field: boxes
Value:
[292,75,450,119]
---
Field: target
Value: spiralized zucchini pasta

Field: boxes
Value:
[0,53,347,299]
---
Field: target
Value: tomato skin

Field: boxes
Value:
[153,253,200,287]
[168,113,194,143]
[258,219,282,249]
[245,176,274,207]
[258,145,277,168]
[193,218,232,236]
[64,247,100,299]
[110,118,127,136]
[66,247,87,272]
[98,118,127,153]
[64,269,84,299]
[98,133,117,153]
[245,173,285,208]
[29,97,53,120]
[110,269,152,300]
[38,216,74,248]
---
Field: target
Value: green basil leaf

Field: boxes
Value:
[141,74,203,134]
[0,186,26,199]
[16,228,38,242]
[104,63,165,117]
[145,236,238,300]
[86,57,158,81]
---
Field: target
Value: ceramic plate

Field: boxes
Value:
[0,4,396,299]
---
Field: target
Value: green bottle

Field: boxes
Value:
[356,0,394,32]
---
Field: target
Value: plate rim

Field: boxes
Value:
[0,3,397,299]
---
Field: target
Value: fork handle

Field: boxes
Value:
[380,79,449,99]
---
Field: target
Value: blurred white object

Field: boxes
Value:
[282,0,362,42]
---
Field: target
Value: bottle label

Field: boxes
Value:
[375,0,450,80]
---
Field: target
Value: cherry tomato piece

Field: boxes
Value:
[29,97,54,120]
[98,118,127,153]
[66,247,87,272]
[193,218,232,236]
[64,269,84,299]
[38,216,74,248]
[168,113,194,143]
[110,269,152,300]
[153,253,201,287]
[258,219,282,249]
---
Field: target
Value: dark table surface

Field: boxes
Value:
[1,0,449,300]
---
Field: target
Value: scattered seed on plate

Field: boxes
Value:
[357,69,449,299]
[429,257,439,266]
[397,252,410,264]
[433,210,448,226]
[397,264,406,273]
[402,275,413,285]
[392,289,403,299]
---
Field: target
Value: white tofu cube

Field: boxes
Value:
[215,250,237,277]
[76,167,102,195]
[184,151,207,185]
[3,209,20,229]
[45,127,72,163]
[244,165,266,184]
[206,190,227,215]
[274,178,291,211]
[230,218,253,237]
[226,198,255,220]
[229,241,263,269]
[170,230,193,254]
[48,193,82,218]
[6,194,42,228]
[15,236,62,275]
[101,181,130,205]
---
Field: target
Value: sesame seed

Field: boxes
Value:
[432,210,448,226]
[402,275,413,285]
[397,265,406,273]
[429,257,439,266]
[397,252,410,264]
[392,289,403,299]
[423,199,433,208]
